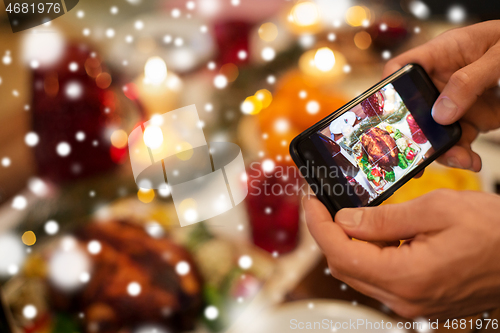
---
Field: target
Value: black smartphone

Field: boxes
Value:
[289,64,461,216]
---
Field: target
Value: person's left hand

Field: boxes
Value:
[303,189,500,319]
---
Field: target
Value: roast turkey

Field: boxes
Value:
[360,127,399,170]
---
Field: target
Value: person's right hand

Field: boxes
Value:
[383,20,500,173]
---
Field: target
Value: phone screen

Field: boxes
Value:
[309,81,437,205]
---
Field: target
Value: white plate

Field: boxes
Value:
[330,112,357,135]
[238,299,408,333]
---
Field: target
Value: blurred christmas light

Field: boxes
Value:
[175,142,194,161]
[274,118,290,134]
[266,75,276,84]
[12,195,27,210]
[447,5,466,24]
[23,305,37,320]
[111,129,128,148]
[186,1,195,10]
[299,90,307,99]
[44,220,59,235]
[343,64,351,73]
[414,26,421,34]
[237,50,247,60]
[30,60,39,69]
[22,30,64,67]
[22,231,36,246]
[220,63,239,82]
[25,132,39,147]
[345,6,370,27]
[68,62,78,72]
[76,10,84,18]
[75,131,86,141]
[138,189,155,203]
[258,22,278,42]
[379,23,388,31]
[200,25,208,33]
[96,73,112,89]
[198,0,221,17]
[127,282,142,296]
[174,37,184,47]
[327,33,336,41]
[213,74,228,89]
[158,183,171,197]
[87,240,102,254]
[175,261,190,276]
[354,31,372,50]
[56,142,71,157]
[204,306,219,320]
[2,157,11,167]
[28,177,48,197]
[171,8,181,18]
[314,47,335,72]
[238,255,253,269]
[254,89,273,108]
[143,125,164,149]
[291,1,320,27]
[306,100,320,114]
[135,20,144,30]
[65,82,83,100]
[231,0,240,5]
[144,57,167,85]
[298,34,315,49]
[82,28,90,36]
[261,47,276,62]
[382,50,391,60]
[110,6,118,14]
[241,96,263,115]
[409,1,430,20]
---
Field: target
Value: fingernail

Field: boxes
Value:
[447,157,462,168]
[336,209,363,228]
[432,97,458,122]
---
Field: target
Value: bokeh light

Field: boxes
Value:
[258,22,279,42]
[0,233,25,276]
[291,2,320,27]
[219,63,239,82]
[345,6,371,27]
[241,96,263,115]
[111,129,128,148]
[22,231,36,246]
[138,189,155,203]
[254,89,273,108]
[143,126,164,149]
[354,31,372,50]
[144,57,167,85]
[314,47,335,72]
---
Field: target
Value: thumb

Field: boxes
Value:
[432,46,500,125]
[334,193,453,241]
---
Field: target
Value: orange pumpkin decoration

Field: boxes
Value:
[257,71,349,163]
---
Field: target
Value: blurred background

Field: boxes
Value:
[0,0,500,332]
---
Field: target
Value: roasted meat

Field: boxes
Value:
[48,221,203,333]
[361,127,399,170]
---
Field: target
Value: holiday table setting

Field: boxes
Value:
[0,0,499,332]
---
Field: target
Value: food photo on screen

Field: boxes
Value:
[312,83,434,204]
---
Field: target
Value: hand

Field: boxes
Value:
[303,190,500,319]
[383,20,500,172]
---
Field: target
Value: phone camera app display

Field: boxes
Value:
[312,83,435,205]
